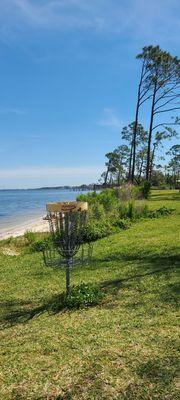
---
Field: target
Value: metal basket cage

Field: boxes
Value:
[43,242,93,269]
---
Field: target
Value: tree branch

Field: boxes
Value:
[152,122,180,131]
[154,106,180,115]
[139,94,153,106]
[154,82,179,104]
[155,95,180,111]
[139,82,152,101]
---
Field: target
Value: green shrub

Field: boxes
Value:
[97,189,118,211]
[132,186,144,199]
[118,202,129,219]
[115,185,132,201]
[149,206,175,219]
[49,283,104,312]
[118,201,138,220]
[66,283,104,309]
[24,231,36,244]
[89,202,106,220]
[141,204,149,218]
[142,181,151,199]
[112,218,131,230]
[77,189,118,212]
[30,236,53,252]
[127,201,136,220]
[77,189,174,241]
[134,203,150,219]
[82,220,113,243]
[31,240,46,252]
[115,184,143,201]
[77,191,98,204]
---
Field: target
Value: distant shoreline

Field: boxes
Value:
[0,184,102,191]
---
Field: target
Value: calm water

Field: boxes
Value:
[0,189,84,232]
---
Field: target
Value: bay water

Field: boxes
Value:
[0,188,84,236]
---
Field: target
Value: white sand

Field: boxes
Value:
[0,216,49,240]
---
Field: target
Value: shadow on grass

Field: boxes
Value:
[11,354,179,400]
[137,355,179,383]
[0,289,103,328]
[1,249,179,329]
[150,193,180,201]
[100,264,173,291]
[0,299,46,328]
[99,251,179,306]
[101,249,180,266]
[88,249,180,281]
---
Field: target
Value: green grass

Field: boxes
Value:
[0,190,180,400]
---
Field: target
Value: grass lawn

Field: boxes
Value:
[0,190,179,400]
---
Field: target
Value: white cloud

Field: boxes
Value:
[0,0,108,32]
[0,166,103,179]
[97,108,122,129]
[0,0,179,43]
[0,165,104,188]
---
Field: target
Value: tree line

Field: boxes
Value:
[101,45,180,188]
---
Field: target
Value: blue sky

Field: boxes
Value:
[0,0,179,188]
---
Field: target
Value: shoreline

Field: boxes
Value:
[0,187,84,240]
[0,216,49,240]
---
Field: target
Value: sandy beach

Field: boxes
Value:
[0,216,49,240]
[0,188,82,241]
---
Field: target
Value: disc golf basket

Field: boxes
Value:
[43,201,93,294]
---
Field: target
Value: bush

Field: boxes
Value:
[30,236,53,252]
[127,201,136,220]
[31,240,46,252]
[112,218,131,229]
[118,201,143,221]
[77,189,118,212]
[115,184,143,201]
[141,204,149,218]
[142,181,151,199]
[66,283,104,309]
[149,206,175,219]
[78,189,174,241]
[77,191,98,204]
[89,202,106,220]
[132,186,144,200]
[97,189,118,211]
[49,283,104,311]
[82,220,113,243]
[118,202,129,219]
[24,231,36,244]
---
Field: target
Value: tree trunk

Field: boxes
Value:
[146,81,157,181]
[128,141,133,180]
[117,170,121,185]
[138,156,144,184]
[131,61,147,183]
[131,100,139,183]
[149,144,156,182]
[104,167,109,187]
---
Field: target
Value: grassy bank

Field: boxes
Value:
[0,190,179,400]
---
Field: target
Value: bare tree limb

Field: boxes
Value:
[155,95,180,111]
[139,94,153,106]
[152,122,180,131]
[154,106,180,115]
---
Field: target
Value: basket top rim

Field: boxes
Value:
[46,201,88,213]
